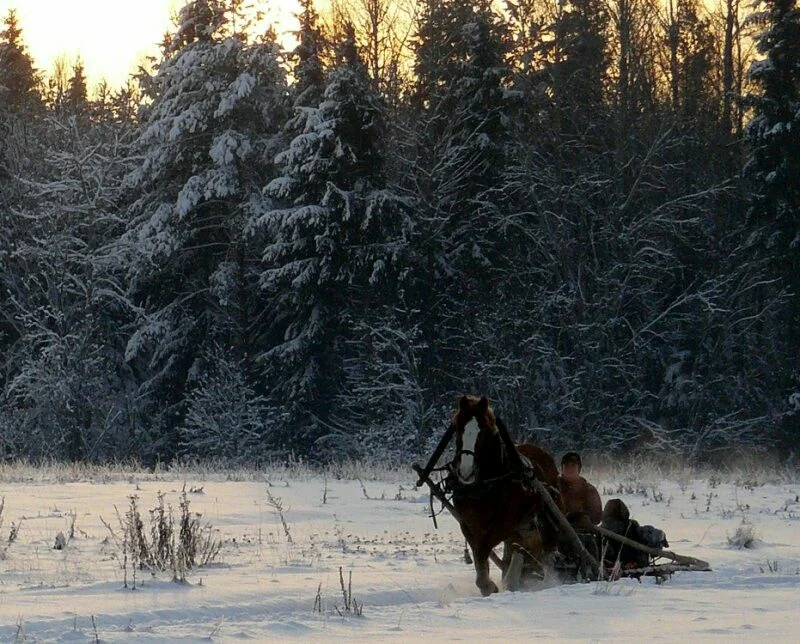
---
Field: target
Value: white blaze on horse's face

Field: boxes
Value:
[458,417,480,481]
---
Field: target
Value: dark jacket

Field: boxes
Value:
[558,475,603,525]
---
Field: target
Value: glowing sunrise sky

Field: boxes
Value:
[0,0,298,90]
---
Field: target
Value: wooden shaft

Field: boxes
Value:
[529,478,600,579]
[412,464,505,572]
[591,524,710,569]
[414,423,457,488]
[616,562,711,577]
[495,418,526,473]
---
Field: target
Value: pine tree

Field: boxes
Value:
[249,24,411,455]
[0,9,41,110]
[542,0,610,138]
[745,0,800,436]
[289,0,327,110]
[121,0,288,461]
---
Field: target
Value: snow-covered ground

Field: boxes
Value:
[0,459,798,642]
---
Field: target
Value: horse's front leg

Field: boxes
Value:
[472,545,499,596]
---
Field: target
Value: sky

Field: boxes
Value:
[0,0,298,91]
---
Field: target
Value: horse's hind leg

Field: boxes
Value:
[501,540,512,569]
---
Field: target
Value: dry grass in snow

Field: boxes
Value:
[0,458,798,642]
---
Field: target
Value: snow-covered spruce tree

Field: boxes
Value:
[65,59,89,117]
[120,0,288,462]
[288,0,327,111]
[408,0,518,411]
[745,0,800,446]
[178,344,286,463]
[0,9,41,110]
[331,307,438,461]
[248,23,412,458]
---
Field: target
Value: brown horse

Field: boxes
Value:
[449,395,562,595]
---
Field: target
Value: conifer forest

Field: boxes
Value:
[0,0,798,465]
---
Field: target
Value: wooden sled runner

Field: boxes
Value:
[413,398,710,591]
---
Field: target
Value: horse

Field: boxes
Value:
[449,395,563,595]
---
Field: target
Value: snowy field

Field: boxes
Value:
[0,459,799,642]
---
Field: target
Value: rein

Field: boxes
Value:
[415,410,536,512]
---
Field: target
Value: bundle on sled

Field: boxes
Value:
[412,395,710,593]
[554,498,711,583]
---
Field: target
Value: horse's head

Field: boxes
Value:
[452,395,504,482]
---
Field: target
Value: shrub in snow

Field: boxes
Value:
[727,521,758,549]
[111,487,221,587]
[53,531,67,550]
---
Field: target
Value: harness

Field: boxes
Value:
[415,414,555,527]
[446,427,526,500]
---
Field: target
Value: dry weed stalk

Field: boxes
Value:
[337,566,363,616]
[357,478,371,499]
[313,582,323,613]
[265,487,292,543]
[0,497,6,560]
[0,497,18,557]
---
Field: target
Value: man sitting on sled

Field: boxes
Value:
[557,452,669,572]
[556,452,603,565]
[558,452,602,529]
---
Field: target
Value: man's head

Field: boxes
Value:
[560,452,582,480]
